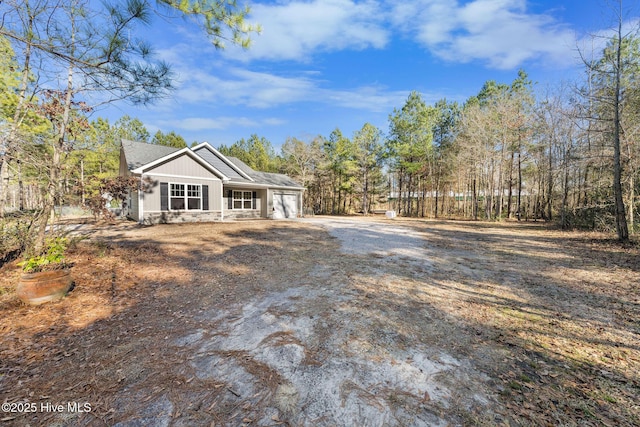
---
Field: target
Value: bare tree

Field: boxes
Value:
[578,0,639,240]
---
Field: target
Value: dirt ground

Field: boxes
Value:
[0,217,638,426]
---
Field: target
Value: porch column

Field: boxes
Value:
[138,175,144,223]
[220,186,225,221]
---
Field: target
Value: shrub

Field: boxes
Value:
[0,213,36,266]
[18,236,69,273]
[85,176,139,221]
[561,205,616,232]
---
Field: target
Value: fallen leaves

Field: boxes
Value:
[0,219,638,426]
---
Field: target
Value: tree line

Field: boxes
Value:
[3,54,639,239]
[227,44,639,243]
[0,0,637,249]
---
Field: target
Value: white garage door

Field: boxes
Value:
[273,193,297,219]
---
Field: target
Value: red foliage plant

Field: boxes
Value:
[85,176,141,221]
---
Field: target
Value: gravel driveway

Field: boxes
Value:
[163,217,495,426]
[6,217,635,426]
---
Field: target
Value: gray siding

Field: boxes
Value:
[260,189,268,217]
[222,188,265,219]
[267,189,303,219]
[119,147,130,176]
[129,190,139,220]
[142,174,223,213]
[147,154,221,179]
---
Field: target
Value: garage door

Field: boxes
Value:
[273,193,297,219]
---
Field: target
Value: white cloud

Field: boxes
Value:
[390,0,578,69]
[223,0,389,61]
[170,117,256,130]
[158,116,285,132]
[161,1,593,71]
[156,1,615,72]
[155,45,408,113]
[321,85,409,113]
[263,117,288,126]
[171,67,316,108]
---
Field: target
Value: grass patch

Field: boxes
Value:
[508,381,523,391]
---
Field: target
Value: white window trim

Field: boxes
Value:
[232,190,255,210]
[170,182,203,211]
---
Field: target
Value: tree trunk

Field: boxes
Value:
[562,149,570,229]
[613,15,629,242]
[628,174,634,233]
[18,159,24,211]
[397,170,403,215]
[472,178,478,220]
[337,173,342,214]
[497,158,504,219]
[487,159,494,219]
[1,28,34,218]
[434,187,439,219]
[517,151,522,221]
[0,156,10,218]
[507,151,514,219]
[362,171,368,215]
[546,142,553,221]
[406,172,412,216]
[81,157,85,206]
[37,53,75,252]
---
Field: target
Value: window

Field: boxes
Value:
[170,184,185,210]
[187,185,201,210]
[233,190,254,210]
[170,183,201,210]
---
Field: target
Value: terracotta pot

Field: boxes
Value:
[16,269,73,305]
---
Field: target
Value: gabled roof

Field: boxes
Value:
[227,156,255,177]
[121,139,229,180]
[228,157,305,189]
[120,139,304,190]
[121,139,180,170]
[191,142,253,182]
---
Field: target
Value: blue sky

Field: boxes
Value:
[97,0,635,149]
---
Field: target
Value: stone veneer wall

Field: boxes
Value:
[142,211,223,225]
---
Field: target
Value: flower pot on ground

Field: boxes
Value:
[16,237,73,305]
[16,269,73,305]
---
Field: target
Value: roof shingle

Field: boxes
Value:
[227,157,303,188]
[121,139,180,170]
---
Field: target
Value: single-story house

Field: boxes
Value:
[119,139,305,224]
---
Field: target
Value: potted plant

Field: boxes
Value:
[16,236,73,305]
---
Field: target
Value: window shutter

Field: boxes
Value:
[252,191,257,210]
[202,185,209,210]
[227,190,233,209]
[160,182,168,211]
